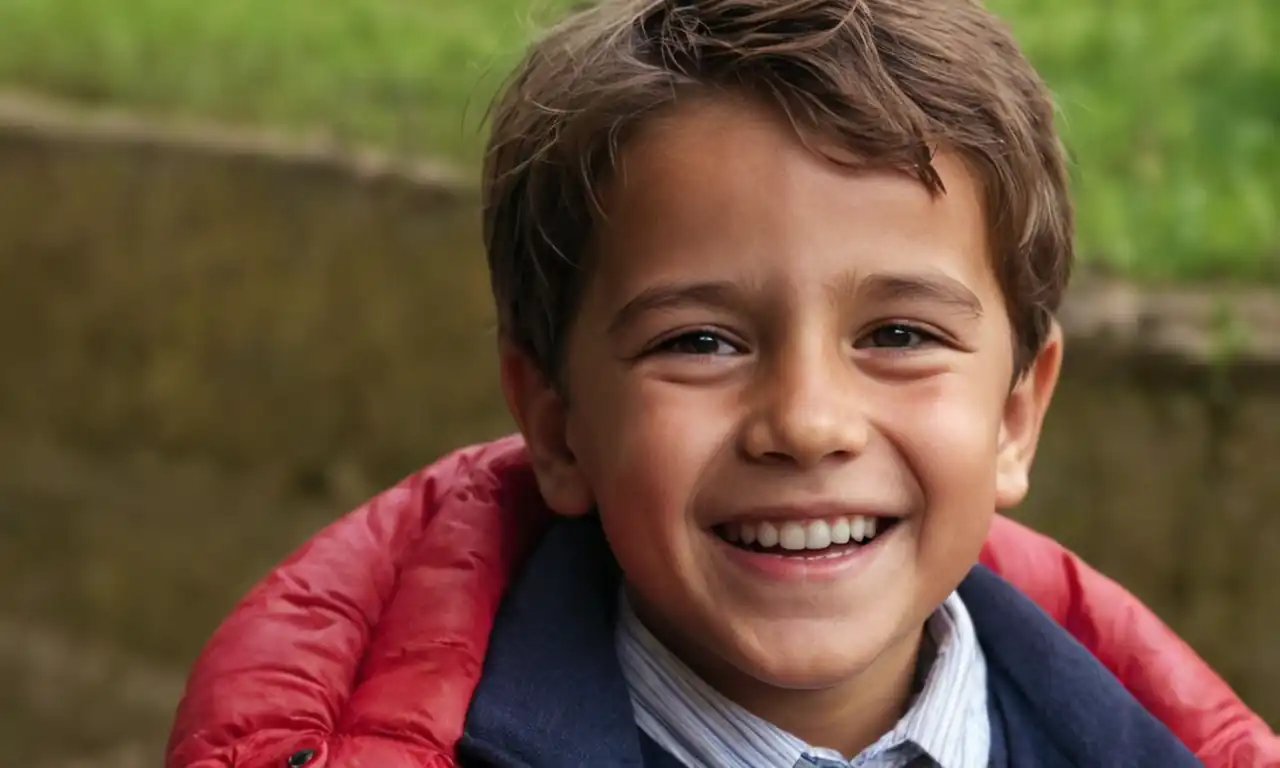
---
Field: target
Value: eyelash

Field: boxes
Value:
[651,323,943,357]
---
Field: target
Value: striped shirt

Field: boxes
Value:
[617,592,989,768]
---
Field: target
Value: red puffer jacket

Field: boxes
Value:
[166,436,1279,768]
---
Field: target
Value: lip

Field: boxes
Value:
[708,502,906,527]
[708,516,903,583]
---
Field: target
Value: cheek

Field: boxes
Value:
[572,379,737,520]
[572,383,737,602]
[880,378,1004,589]
[887,375,1006,504]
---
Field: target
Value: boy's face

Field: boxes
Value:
[503,96,1060,701]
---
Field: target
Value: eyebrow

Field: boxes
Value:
[607,280,745,338]
[852,272,985,317]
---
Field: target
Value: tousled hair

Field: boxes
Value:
[484,0,1074,378]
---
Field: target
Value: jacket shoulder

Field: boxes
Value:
[981,516,1278,767]
[165,436,547,768]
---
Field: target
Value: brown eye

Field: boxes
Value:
[658,331,739,356]
[859,324,933,349]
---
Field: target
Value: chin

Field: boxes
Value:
[740,656,874,692]
[730,633,887,691]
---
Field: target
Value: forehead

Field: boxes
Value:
[588,95,997,305]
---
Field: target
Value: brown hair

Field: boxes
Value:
[484,0,1073,379]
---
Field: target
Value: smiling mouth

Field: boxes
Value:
[713,515,900,556]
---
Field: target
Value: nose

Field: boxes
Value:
[741,341,869,468]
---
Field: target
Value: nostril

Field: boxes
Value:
[287,749,316,767]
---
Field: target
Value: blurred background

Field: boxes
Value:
[0,0,1275,764]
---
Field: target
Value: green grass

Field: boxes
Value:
[0,0,1275,281]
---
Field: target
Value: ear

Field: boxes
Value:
[995,321,1063,509]
[498,341,594,517]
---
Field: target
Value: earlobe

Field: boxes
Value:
[498,342,595,517]
[995,323,1063,509]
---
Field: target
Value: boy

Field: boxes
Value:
[168,1,1279,766]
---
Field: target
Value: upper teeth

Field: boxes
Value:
[726,516,882,551]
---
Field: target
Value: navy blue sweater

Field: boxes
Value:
[458,517,1202,767]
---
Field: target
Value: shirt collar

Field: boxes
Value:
[617,592,989,768]
[885,593,989,767]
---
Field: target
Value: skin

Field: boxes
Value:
[501,94,1062,757]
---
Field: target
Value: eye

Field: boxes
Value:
[655,330,742,356]
[856,323,937,350]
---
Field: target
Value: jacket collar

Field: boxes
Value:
[458,516,645,768]
[958,566,1202,767]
